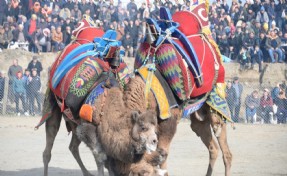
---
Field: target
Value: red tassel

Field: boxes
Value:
[61,99,65,112]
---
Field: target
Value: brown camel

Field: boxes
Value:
[78,75,232,176]
[74,75,177,176]
[76,86,159,176]
[42,85,159,176]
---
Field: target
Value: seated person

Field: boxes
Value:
[259,88,274,123]
[34,27,51,53]
[245,90,260,123]
[266,29,284,63]
[52,26,64,52]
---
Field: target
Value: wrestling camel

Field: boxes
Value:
[77,74,232,176]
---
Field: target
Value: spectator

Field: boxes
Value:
[232,76,243,122]
[27,56,43,76]
[34,27,51,53]
[25,14,38,37]
[266,29,284,63]
[0,26,7,49]
[238,46,249,71]
[256,6,269,25]
[276,91,287,124]
[122,33,134,57]
[70,4,82,23]
[127,0,137,15]
[59,8,71,21]
[252,45,264,72]
[52,26,64,52]
[243,31,256,66]
[226,80,237,122]
[13,71,28,116]
[0,25,13,49]
[22,69,30,108]
[27,69,41,116]
[0,71,5,102]
[12,24,27,43]
[245,89,260,123]
[63,26,72,46]
[259,88,274,124]
[8,59,23,103]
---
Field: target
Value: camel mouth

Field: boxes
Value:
[145,143,157,154]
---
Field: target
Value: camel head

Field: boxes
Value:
[129,161,167,176]
[131,111,158,155]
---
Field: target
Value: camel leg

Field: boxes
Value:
[43,106,62,176]
[209,113,232,176]
[190,113,219,176]
[217,123,232,176]
[69,122,94,176]
[144,115,178,176]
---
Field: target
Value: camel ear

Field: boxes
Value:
[131,111,140,123]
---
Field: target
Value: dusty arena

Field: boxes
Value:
[0,116,286,176]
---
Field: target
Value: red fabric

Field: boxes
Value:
[49,27,104,99]
[28,20,36,35]
[260,96,273,107]
[174,36,215,97]
[173,10,225,97]
[172,11,201,35]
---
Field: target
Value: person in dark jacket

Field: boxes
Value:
[27,56,43,76]
[13,71,28,116]
[122,33,134,57]
[232,76,243,122]
[27,69,41,116]
[276,91,287,124]
[226,80,237,122]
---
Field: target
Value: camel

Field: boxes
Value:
[42,86,159,176]
[76,85,159,176]
[78,75,232,176]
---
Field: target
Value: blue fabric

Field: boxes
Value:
[52,30,124,89]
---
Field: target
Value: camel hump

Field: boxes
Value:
[172,10,202,36]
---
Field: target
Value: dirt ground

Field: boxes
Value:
[0,117,286,176]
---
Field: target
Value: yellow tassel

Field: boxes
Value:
[215,82,226,99]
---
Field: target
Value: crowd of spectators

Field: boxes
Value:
[0,0,287,66]
[210,0,287,71]
[0,57,43,116]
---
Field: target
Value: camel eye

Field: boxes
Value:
[141,126,148,132]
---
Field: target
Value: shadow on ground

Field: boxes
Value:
[0,167,105,176]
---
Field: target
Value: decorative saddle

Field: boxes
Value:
[135,7,225,101]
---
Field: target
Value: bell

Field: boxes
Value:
[146,25,156,44]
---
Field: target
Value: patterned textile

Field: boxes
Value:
[138,67,173,120]
[84,82,105,105]
[156,43,192,101]
[182,100,205,118]
[134,42,150,69]
[206,87,232,122]
[69,58,103,97]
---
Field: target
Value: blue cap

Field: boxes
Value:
[260,6,265,11]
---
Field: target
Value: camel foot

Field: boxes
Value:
[149,148,167,166]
